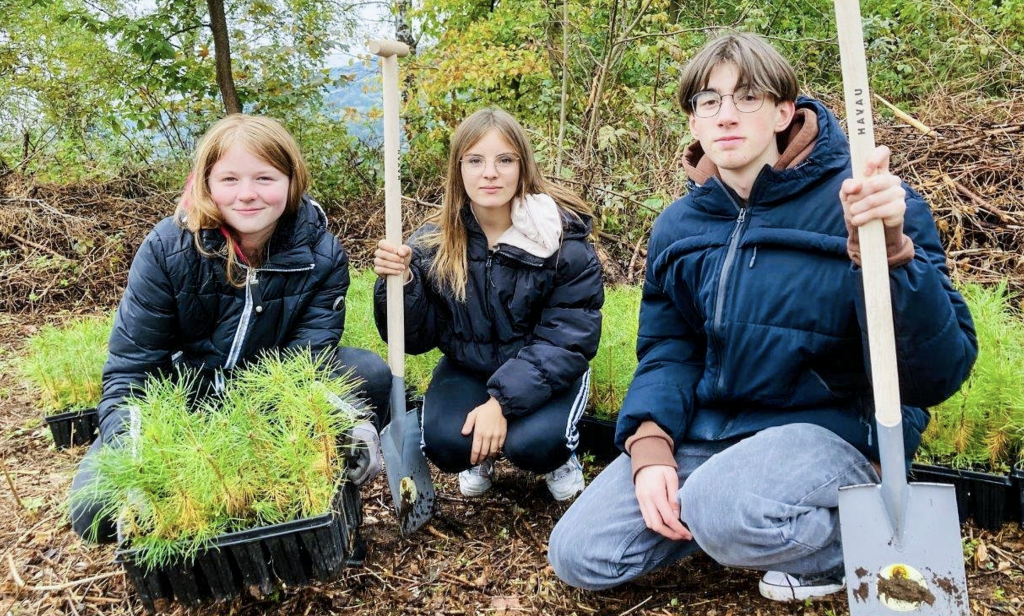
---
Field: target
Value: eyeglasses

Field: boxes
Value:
[460,154,520,174]
[690,86,767,118]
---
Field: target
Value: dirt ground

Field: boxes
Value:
[1,312,1022,616]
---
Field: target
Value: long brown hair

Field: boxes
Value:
[422,107,590,301]
[175,114,311,287]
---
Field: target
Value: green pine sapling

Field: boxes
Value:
[18,314,112,413]
[918,282,1024,471]
[74,350,363,570]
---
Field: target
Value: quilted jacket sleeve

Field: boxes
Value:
[98,229,178,442]
[485,238,604,418]
[853,185,977,407]
[373,228,443,355]
[614,215,707,451]
[284,236,349,354]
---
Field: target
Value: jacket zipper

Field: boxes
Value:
[223,262,316,377]
[484,253,501,360]
[711,180,751,398]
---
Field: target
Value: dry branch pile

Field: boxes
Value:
[0,176,175,313]
[884,91,1024,296]
[1,92,1021,315]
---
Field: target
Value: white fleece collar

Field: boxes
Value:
[494,193,562,258]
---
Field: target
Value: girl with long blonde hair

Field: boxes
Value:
[70,114,390,543]
[374,107,604,501]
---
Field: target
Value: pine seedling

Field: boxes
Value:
[18,314,112,413]
[589,285,641,421]
[919,282,1024,471]
[74,351,364,570]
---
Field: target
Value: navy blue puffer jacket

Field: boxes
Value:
[373,207,604,417]
[616,98,977,463]
[98,197,349,441]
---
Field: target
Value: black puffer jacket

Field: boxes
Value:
[374,207,604,417]
[98,197,349,441]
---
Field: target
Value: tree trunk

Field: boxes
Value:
[396,0,417,54]
[207,0,241,114]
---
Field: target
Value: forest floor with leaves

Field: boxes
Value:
[2,92,1024,614]
[1,309,1023,616]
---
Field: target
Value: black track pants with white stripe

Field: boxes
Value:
[420,356,589,475]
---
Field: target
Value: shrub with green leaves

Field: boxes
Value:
[918,282,1024,471]
[18,314,112,413]
[341,268,441,395]
[589,285,641,421]
[75,350,362,570]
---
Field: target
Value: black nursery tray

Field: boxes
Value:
[910,463,1014,530]
[576,414,620,464]
[1012,466,1024,526]
[117,481,364,613]
[44,407,99,450]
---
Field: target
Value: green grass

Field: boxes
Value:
[74,350,363,570]
[918,282,1024,471]
[590,285,641,421]
[341,269,441,394]
[18,314,113,413]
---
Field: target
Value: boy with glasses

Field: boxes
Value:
[548,32,976,602]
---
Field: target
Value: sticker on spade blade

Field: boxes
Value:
[400,476,418,505]
[877,563,936,611]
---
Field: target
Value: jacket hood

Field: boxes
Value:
[682,97,851,208]
[460,198,594,265]
[497,193,563,258]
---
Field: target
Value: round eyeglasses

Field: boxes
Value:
[460,154,520,175]
[690,87,767,118]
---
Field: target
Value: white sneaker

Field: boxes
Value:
[545,454,585,501]
[458,459,495,497]
[758,569,846,602]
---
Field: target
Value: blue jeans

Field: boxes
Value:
[548,423,879,590]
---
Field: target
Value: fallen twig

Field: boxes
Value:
[875,94,941,138]
[1,458,23,510]
[940,174,1015,224]
[26,570,123,592]
[7,553,25,588]
[618,594,652,616]
[7,233,70,261]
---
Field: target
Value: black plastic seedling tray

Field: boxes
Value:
[961,468,1013,530]
[910,463,1014,530]
[1011,466,1024,526]
[117,480,363,613]
[44,407,99,450]
[576,414,619,464]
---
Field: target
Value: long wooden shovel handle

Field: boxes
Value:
[834,0,902,430]
[370,40,410,378]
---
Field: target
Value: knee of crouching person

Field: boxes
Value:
[678,468,751,566]
[548,518,598,590]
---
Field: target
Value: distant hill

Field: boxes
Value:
[326,64,382,140]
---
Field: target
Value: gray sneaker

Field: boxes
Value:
[458,459,495,497]
[758,569,846,602]
[545,454,585,501]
